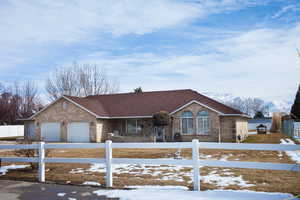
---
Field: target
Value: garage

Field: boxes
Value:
[67,122,90,143]
[41,122,61,142]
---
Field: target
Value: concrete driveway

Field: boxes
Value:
[0,180,119,200]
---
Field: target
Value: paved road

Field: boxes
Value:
[0,180,119,200]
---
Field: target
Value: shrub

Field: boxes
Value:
[153,111,169,126]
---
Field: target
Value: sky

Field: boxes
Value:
[0,0,300,103]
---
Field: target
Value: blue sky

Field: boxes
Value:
[0,0,300,103]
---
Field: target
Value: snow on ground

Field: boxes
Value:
[70,155,253,189]
[0,164,29,175]
[92,186,299,200]
[82,181,101,186]
[280,139,300,163]
[202,170,254,188]
[57,193,66,197]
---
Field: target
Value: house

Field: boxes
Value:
[22,89,250,143]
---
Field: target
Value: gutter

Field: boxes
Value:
[219,114,251,119]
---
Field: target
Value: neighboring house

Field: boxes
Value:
[282,115,300,139]
[22,89,249,143]
[248,118,272,131]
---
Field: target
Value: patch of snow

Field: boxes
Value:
[280,139,300,163]
[285,139,295,144]
[68,198,76,200]
[70,168,85,174]
[202,171,254,188]
[280,139,295,145]
[126,185,189,190]
[219,154,233,161]
[57,193,66,197]
[200,154,212,159]
[70,156,252,188]
[92,186,299,200]
[82,181,101,186]
[0,164,29,175]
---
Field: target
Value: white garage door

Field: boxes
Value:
[41,122,61,142]
[68,122,90,143]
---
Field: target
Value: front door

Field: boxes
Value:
[154,126,165,142]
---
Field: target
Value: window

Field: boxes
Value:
[181,111,193,134]
[197,111,210,135]
[126,119,142,134]
[62,102,68,110]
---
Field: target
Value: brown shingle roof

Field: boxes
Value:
[65,89,244,118]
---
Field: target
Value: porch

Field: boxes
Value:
[105,118,169,142]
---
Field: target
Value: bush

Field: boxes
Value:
[153,111,169,126]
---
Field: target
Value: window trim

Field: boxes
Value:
[125,119,142,134]
[196,111,210,135]
[180,111,194,135]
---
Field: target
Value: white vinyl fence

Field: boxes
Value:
[0,125,24,138]
[0,140,300,191]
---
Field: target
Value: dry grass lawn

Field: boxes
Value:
[0,132,299,195]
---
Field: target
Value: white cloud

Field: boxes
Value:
[272,4,300,19]
[0,0,201,43]
[0,0,265,69]
[73,23,300,102]
[1,0,298,104]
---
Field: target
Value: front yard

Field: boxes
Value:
[0,133,299,195]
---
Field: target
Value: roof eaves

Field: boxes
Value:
[108,115,153,119]
[220,114,251,119]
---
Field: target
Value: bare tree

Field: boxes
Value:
[19,81,43,118]
[46,63,119,101]
[224,97,269,117]
[0,81,42,125]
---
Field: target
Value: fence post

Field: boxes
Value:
[38,142,45,182]
[192,139,200,191]
[105,140,113,188]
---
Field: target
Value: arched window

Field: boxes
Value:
[181,111,193,134]
[197,111,210,135]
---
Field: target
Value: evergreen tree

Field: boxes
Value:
[291,84,300,119]
[254,111,264,119]
[134,87,143,93]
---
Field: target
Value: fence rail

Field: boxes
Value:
[0,140,300,191]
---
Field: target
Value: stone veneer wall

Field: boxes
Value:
[171,102,220,142]
[31,98,98,142]
[235,118,248,141]
[219,116,248,142]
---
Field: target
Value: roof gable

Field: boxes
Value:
[169,100,224,115]
[28,96,100,120]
